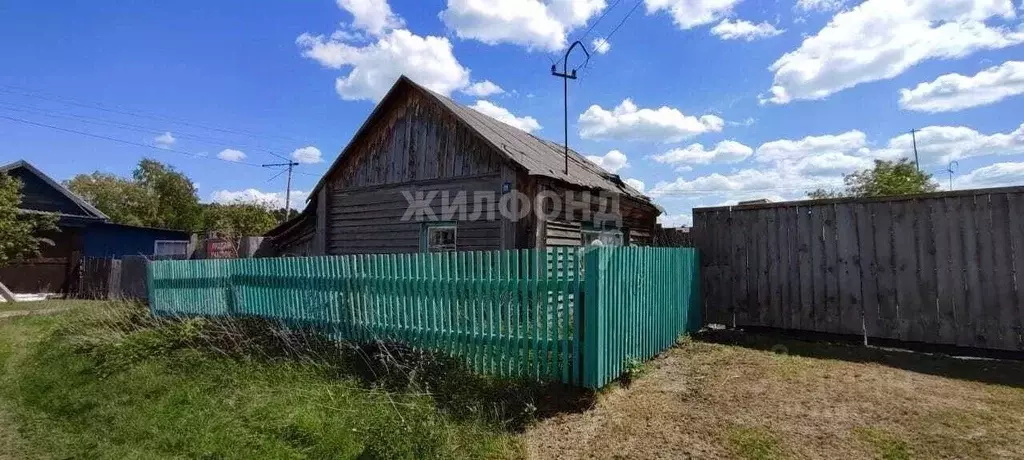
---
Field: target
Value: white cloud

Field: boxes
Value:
[644,0,741,30]
[653,140,754,167]
[658,213,693,227]
[755,130,868,163]
[217,149,247,162]
[794,0,846,13]
[291,146,323,164]
[790,152,874,177]
[336,0,404,35]
[439,0,606,52]
[461,80,504,97]
[711,19,784,41]
[578,99,724,143]
[592,37,610,54]
[954,162,1024,189]
[210,189,309,210]
[585,149,629,173]
[469,100,542,132]
[153,132,175,149]
[874,123,1024,165]
[766,0,1024,104]
[297,28,470,101]
[648,168,837,203]
[899,60,1024,113]
[624,178,645,193]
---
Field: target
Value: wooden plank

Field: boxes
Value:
[1007,192,1024,350]
[872,202,899,341]
[976,194,1000,348]
[780,206,798,330]
[945,196,972,347]
[796,204,816,331]
[988,193,1017,350]
[931,197,957,346]
[835,202,862,336]
[731,209,748,327]
[911,198,939,344]
[754,208,770,327]
[822,203,841,334]
[806,204,827,333]
[765,207,781,329]
[961,195,986,348]
[892,200,921,342]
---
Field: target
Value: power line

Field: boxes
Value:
[554,0,624,67]
[602,0,644,46]
[0,84,311,146]
[0,100,292,161]
[0,114,321,176]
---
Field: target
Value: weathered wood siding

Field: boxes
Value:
[328,176,504,254]
[330,90,503,187]
[324,89,512,254]
[531,178,658,247]
[695,187,1024,351]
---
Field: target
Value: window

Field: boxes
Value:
[421,223,457,252]
[581,223,623,247]
[154,240,190,257]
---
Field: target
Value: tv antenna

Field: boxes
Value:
[941,160,959,191]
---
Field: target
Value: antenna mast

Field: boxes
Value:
[262,161,300,219]
[551,40,590,175]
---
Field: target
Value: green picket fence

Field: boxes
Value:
[148,247,700,388]
[580,247,701,388]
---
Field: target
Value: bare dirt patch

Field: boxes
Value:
[524,332,1024,459]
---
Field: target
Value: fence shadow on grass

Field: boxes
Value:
[696,328,1024,389]
[172,314,597,432]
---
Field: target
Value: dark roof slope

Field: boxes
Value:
[312,76,653,206]
[0,159,109,220]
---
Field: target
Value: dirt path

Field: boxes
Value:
[524,336,1024,459]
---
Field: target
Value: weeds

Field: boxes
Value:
[620,356,647,387]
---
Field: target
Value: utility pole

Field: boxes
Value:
[910,128,920,171]
[262,161,300,219]
[551,40,590,175]
[943,160,959,191]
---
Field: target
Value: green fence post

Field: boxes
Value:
[582,247,605,388]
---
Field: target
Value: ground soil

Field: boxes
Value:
[524,331,1024,459]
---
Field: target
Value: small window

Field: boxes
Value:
[421,223,457,252]
[154,240,190,257]
[581,224,623,247]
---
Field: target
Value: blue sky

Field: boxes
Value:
[2,0,1023,226]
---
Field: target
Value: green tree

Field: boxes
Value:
[808,159,938,199]
[133,159,202,231]
[64,172,154,226]
[201,201,278,245]
[66,159,202,232]
[0,173,58,265]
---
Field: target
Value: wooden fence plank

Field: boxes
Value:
[835,202,861,336]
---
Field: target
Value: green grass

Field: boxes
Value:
[0,299,97,313]
[854,428,912,460]
[726,426,785,460]
[0,301,524,459]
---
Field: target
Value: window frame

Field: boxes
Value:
[420,222,458,253]
[153,240,190,257]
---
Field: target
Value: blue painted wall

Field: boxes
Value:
[81,223,190,258]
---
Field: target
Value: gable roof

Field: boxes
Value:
[311,76,655,208]
[0,160,109,220]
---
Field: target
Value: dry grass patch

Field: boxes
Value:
[524,331,1024,459]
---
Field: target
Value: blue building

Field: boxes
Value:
[0,160,191,293]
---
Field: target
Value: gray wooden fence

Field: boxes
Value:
[694,186,1024,352]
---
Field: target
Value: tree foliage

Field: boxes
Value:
[200,201,279,244]
[66,159,202,232]
[808,159,938,199]
[66,158,282,239]
[0,173,58,265]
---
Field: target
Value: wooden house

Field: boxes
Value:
[266,76,661,256]
[0,160,190,294]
